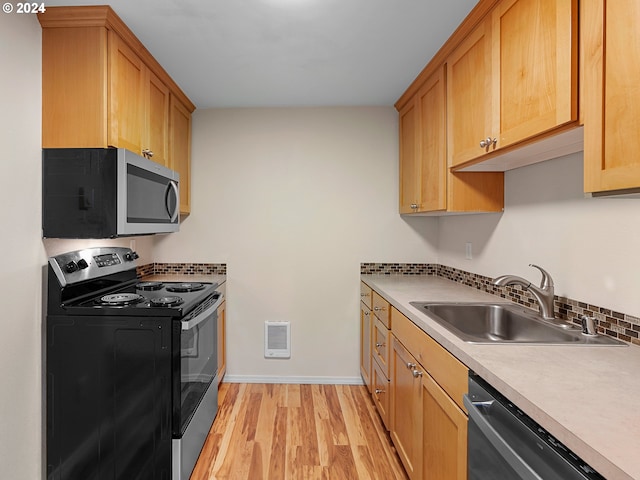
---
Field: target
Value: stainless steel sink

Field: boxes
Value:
[409,302,627,345]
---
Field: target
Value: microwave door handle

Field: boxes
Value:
[165,180,179,222]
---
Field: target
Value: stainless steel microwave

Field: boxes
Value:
[43,148,180,238]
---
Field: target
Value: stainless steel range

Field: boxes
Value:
[46,247,222,480]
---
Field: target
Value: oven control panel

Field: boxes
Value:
[94,253,122,268]
[49,247,138,287]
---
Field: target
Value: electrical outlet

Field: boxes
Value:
[465,242,472,260]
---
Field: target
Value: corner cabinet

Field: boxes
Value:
[447,0,578,170]
[398,65,504,214]
[582,0,640,194]
[38,6,195,216]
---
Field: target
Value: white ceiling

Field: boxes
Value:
[44,0,478,109]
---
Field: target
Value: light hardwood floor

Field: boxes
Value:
[191,383,409,480]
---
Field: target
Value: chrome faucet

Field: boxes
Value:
[492,264,556,320]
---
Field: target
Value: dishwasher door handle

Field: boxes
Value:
[463,394,544,480]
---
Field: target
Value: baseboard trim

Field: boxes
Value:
[223,375,364,385]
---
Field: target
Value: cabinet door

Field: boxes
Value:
[169,95,192,216]
[145,69,170,166]
[493,0,578,148]
[372,359,390,430]
[422,373,467,480]
[447,17,494,168]
[217,300,226,385]
[417,66,447,212]
[390,336,422,480]
[372,317,390,377]
[108,32,145,153]
[360,301,372,392]
[399,97,420,213]
[583,0,640,193]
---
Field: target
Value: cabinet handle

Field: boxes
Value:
[375,388,385,395]
[406,362,416,370]
[375,342,385,348]
[142,148,154,158]
[479,137,498,149]
[412,369,423,378]
[373,306,386,312]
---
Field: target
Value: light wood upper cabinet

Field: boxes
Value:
[169,95,192,215]
[399,64,504,214]
[399,67,447,214]
[108,32,145,156]
[446,0,578,170]
[447,17,495,168]
[39,6,194,212]
[583,0,640,193]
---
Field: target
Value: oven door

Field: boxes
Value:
[172,293,223,480]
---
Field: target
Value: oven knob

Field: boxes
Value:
[77,259,89,269]
[124,251,139,261]
[65,261,79,273]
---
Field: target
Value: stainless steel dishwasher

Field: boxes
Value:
[464,373,605,480]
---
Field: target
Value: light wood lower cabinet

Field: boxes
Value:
[390,336,423,480]
[217,300,226,385]
[360,300,372,392]
[422,373,467,480]
[389,306,469,480]
[371,358,391,428]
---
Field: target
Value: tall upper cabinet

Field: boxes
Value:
[38,6,195,216]
[582,0,640,194]
[447,0,578,169]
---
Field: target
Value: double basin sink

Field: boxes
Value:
[409,302,626,346]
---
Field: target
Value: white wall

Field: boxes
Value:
[153,107,439,381]
[438,152,640,318]
[0,14,44,480]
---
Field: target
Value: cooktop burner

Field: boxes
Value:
[150,296,184,307]
[137,282,164,291]
[165,283,205,293]
[97,293,145,306]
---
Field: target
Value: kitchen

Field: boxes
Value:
[2,0,640,479]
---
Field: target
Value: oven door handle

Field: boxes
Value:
[463,394,544,480]
[181,294,224,331]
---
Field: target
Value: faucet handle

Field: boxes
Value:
[529,264,554,289]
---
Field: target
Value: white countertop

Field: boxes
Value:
[361,274,640,480]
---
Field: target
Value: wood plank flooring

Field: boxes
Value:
[191,383,409,480]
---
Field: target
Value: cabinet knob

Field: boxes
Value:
[479,137,498,149]
[363,311,370,316]
[410,203,418,209]
[360,292,370,297]
[375,342,385,348]
[412,369,423,378]
[373,306,386,312]
[142,148,154,158]
[406,362,416,370]
[375,388,385,395]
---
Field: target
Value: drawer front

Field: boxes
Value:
[372,291,391,328]
[360,282,373,309]
[372,358,390,430]
[372,317,390,377]
[392,307,468,411]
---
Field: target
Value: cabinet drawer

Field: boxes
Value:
[372,317,390,378]
[392,307,468,411]
[372,291,390,328]
[360,282,373,309]
[372,359,390,430]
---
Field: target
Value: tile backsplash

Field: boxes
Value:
[361,263,639,346]
[137,262,227,277]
